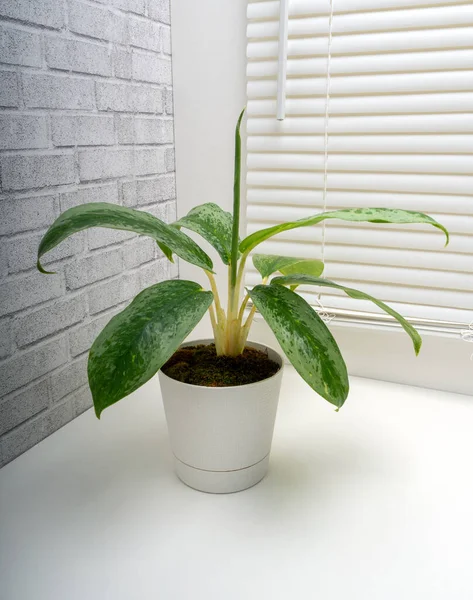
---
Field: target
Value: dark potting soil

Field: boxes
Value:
[161,344,280,387]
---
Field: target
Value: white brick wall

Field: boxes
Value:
[0,0,176,467]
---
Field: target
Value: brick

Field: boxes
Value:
[161,25,171,55]
[88,277,124,314]
[66,247,122,289]
[113,46,132,79]
[0,71,18,107]
[165,147,175,172]
[61,183,119,211]
[0,243,7,277]
[129,16,160,52]
[122,174,175,207]
[164,88,173,114]
[0,0,64,29]
[135,117,173,144]
[112,0,146,15]
[149,0,170,24]
[0,195,57,236]
[71,385,93,417]
[88,227,134,250]
[69,309,121,357]
[52,115,115,147]
[139,256,168,288]
[147,201,167,222]
[1,153,76,191]
[0,337,67,397]
[116,115,134,144]
[46,37,111,77]
[135,147,165,176]
[50,357,87,403]
[122,270,141,300]
[96,81,162,114]
[43,401,73,437]
[123,237,156,269]
[0,271,64,317]
[79,148,133,181]
[23,73,95,110]
[0,115,47,150]
[69,1,128,44]
[0,379,49,436]
[15,295,87,347]
[132,51,172,84]
[7,231,84,274]
[0,318,13,359]
[1,415,45,465]
[0,25,41,67]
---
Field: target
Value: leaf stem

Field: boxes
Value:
[205,270,225,325]
[208,304,225,355]
[237,277,267,351]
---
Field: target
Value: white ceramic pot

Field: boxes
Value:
[159,339,284,494]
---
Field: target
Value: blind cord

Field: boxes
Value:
[318,0,335,321]
[321,0,334,271]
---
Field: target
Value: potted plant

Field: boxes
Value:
[37,110,448,493]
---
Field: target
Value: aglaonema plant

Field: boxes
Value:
[37,109,449,417]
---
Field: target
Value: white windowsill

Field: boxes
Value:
[1,367,472,600]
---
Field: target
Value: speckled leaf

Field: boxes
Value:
[174,202,236,265]
[157,242,174,262]
[253,254,324,279]
[88,280,213,418]
[37,202,213,273]
[240,208,449,254]
[248,284,349,409]
[272,274,422,355]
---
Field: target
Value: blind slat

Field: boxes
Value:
[249,50,473,79]
[248,153,473,174]
[248,170,473,195]
[248,72,473,97]
[247,189,473,214]
[248,27,473,58]
[248,93,473,116]
[245,232,473,258]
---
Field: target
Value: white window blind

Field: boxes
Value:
[246,0,473,332]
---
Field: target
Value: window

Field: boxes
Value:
[246,0,473,341]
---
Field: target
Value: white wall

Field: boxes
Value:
[170,0,472,396]
[171,0,247,343]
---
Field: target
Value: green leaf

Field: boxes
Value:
[88,280,213,418]
[157,242,174,262]
[240,208,449,255]
[248,284,349,409]
[252,254,324,279]
[230,108,246,286]
[174,202,235,265]
[37,202,213,273]
[272,274,422,355]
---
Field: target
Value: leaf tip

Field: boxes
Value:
[439,224,449,247]
[36,259,55,275]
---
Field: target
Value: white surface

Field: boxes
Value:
[160,341,283,493]
[1,368,472,600]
